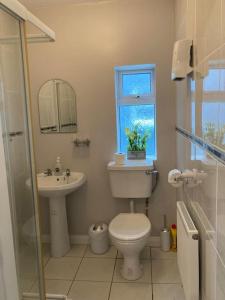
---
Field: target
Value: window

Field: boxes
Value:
[115,64,156,158]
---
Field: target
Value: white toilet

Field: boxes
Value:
[107,160,154,280]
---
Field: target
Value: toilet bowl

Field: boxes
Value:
[109,213,151,280]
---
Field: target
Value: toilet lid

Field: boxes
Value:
[109,213,151,241]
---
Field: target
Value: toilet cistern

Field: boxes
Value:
[107,159,154,199]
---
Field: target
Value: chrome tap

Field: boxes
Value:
[66,169,71,177]
[44,168,52,176]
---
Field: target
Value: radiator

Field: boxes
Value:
[177,201,199,300]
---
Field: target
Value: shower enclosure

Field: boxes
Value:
[0,2,55,300]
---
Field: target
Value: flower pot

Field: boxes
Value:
[127,150,146,160]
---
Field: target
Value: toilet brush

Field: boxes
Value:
[160,215,171,252]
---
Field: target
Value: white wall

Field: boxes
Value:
[26,0,177,236]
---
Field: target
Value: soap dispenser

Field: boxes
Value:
[55,156,63,175]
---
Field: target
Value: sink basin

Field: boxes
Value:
[35,171,86,257]
[37,172,86,197]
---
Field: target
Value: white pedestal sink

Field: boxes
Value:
[37,172,86,257]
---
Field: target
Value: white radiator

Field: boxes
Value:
[177,201,199,300]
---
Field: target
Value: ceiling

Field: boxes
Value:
[20,0,114,9]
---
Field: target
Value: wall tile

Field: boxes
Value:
[176,79,193,131]
[176,132,220,299]
[195,48,225,152]
[175,0,195,40]
[176,1,225,299]
[196,0,221,64]
[186,0,196,39]
[216,255,225,299]
[197,151,218,243]
[217,162,225,265]
[175,0,188,39]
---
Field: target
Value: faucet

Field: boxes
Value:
[55,167,60,173]
[66,169,71,177]
[44,168,52,176]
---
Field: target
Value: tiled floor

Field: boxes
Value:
[35,244,186,300]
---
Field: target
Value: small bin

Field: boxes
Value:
[89,223,109,254]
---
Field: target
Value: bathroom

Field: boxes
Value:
[0,0,224,299]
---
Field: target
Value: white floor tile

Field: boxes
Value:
[45,257,81,280]
[75,258,115,281]
[109,283,152,300]
[84,245,117,258]
[21,278,36,292]
[68,281,111,300]
[153,284,185,300]
[117,247,150,260]
[151,248,177,260]
[113,259,151,283]
[32,279,72,295]
[152,259,181,283]
[66,245,87,257]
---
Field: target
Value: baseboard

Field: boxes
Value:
[70,235,90,244]
[147,236,160,247]
[42,234,160,247]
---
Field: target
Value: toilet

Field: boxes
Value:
[107,160,154,280]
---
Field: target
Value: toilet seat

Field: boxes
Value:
[109,213,151,241]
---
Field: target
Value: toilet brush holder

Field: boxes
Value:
[160,215,171,252]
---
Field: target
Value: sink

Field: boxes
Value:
[37,172,86,197]
[36,172,86,257]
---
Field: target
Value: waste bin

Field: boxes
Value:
[89,223,109,254]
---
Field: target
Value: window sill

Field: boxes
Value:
[124,155,157,166]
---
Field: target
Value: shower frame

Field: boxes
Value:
[0,1,55,299]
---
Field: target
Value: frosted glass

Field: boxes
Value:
[122,73,151,96]
[0,9,42,299]
[119,104,156,157]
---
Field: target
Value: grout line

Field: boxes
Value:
[72,279,114,283]
[28,278,38,293]
[150,247,154,300]
[107,251,118,300]
[66,245,88,295]
[44,256,50,267]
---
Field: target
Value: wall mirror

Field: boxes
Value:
[38,79,77,133]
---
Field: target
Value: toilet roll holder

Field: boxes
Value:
[168,169,207,188]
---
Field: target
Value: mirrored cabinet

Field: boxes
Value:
[38,79,77,133]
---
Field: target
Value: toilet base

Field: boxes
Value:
[121,256,143,280]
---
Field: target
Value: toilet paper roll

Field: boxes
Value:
[114,153,125,165]
[168,169,183,188]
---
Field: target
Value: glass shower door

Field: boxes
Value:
[0,6,44,300]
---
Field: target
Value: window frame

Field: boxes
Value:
[114,64,156,157]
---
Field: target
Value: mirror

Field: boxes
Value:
[38,79,77,133]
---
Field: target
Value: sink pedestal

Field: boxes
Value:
[49,197,70,257]
[34,171,86,257]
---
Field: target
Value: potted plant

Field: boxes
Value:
[125,124,150,160]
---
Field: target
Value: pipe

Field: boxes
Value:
[129,199,135,213]
[145,198,149,217]
[145,169,159,217]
